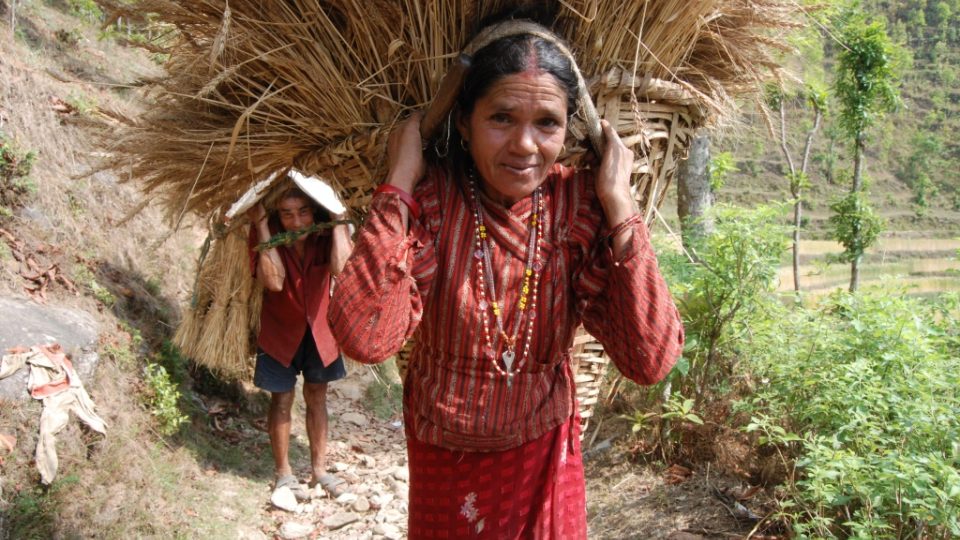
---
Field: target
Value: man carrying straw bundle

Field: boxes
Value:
[249,182,353,501]
[329,9,684,538]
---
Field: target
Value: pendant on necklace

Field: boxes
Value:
[501,349,516,371]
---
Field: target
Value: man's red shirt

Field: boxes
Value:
[250,228,339,367]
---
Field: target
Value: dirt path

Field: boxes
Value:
[190,366,768,540]
[189,367,409,539]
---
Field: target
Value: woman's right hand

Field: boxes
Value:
[386,112,426,193]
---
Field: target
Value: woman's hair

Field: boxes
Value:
[458,36,579,120]
[436,11,579,180]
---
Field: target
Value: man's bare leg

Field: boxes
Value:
[268,390,295,478]
[303,381,329,484]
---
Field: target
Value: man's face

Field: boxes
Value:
[277,196,315,232]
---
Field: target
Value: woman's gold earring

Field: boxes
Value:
[560,143,567,155]
[460,138,468,151]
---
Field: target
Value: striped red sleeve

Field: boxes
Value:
[571,175,684,385]
[327,176,439,363]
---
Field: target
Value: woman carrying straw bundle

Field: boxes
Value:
[329,13,684,538]
[248,184,353,501]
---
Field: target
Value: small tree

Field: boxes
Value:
[832,9,903,292]
[768,83,826,292]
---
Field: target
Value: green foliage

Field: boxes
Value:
[787,171,810,196]
[103,343,135,367]
[741,292,960,538]
[65,91,98,116]
[0,134,38,215]
[72,264,117,307]
[658,204,788,401]
[5,474,79,538]
[66,0,103,23]
[828,189,884,263]
[156,340,188,385]
[624,393,704,457]
[813,122,844,184]
[806,82,829,112]
[899,132,943,215]
[254,219,354,251]
[144,363,188,436]
[145,277,163,297]
[833,10,904,142]
[660,395,703,426]
[708,151,738,192]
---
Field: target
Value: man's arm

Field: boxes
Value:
[249,203,285,292]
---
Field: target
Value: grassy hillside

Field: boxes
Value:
[713,1,960,238]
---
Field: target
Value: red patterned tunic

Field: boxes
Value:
[329,163,683,537]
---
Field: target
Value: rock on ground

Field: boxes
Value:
[0,296,99,402]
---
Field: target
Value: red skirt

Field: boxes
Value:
[405,414,587,540]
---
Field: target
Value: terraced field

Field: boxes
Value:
[780,237,960,296]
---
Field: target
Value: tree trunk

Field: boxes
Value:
[792,108,823,293]
[676,132,713,252]
[849,134,865,292]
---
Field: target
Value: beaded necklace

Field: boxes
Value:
[469,182,544,387]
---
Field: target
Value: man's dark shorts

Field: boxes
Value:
[254,330,346,393]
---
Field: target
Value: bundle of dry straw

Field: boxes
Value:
[101,0,800,221]
[99,0,801,378]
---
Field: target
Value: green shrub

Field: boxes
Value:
[5,475,79,538]
[828,189,884,264]
[742,291,960,538]
[658,203,788,402]
[72,264,117,307]
[156,340,188,385]
[708,151,738,192]
[144,363,188,436]
[0,135,38,213]
[65,92,97,116]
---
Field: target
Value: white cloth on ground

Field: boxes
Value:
[0,344,107,484]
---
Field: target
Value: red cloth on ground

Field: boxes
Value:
[329,164,684,449]
[406,410,587,540]
[249,228,339,367]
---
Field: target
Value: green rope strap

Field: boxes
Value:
[254,219,356,251]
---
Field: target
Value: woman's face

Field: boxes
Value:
[457,70,568,206]
[277,196,315,232]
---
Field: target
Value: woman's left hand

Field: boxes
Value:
[595,120,639,227]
